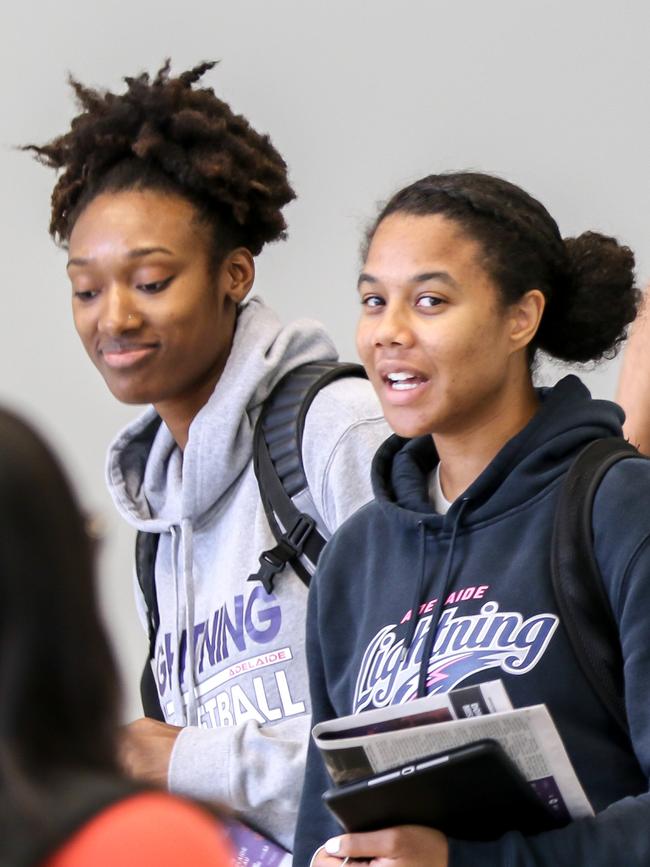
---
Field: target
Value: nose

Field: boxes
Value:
[97,285,140,335]
[373,301,414,348]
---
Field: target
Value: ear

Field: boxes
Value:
[509,289,546,353]
[220,247,256,304]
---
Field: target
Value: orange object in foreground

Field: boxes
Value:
[45,791,233,867]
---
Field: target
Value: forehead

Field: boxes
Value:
[68,190,207,256]
[365,213,486,278]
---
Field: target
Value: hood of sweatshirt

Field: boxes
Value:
[106,296,338,532]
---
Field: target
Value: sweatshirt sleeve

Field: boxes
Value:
[449,464,650,867]
[301,377,390,533]
[168,714,311,852]
[294,567,345,867]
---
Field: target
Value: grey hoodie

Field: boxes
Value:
[106,297,389,850]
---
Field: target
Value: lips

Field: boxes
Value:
[99,341,159,369]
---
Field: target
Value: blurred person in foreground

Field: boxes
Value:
[0,407,232,866]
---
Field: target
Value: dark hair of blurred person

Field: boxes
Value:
[0,407,231,867]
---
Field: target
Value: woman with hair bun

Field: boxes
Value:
[295,172,650,866]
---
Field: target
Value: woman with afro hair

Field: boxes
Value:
[28,60,389,852]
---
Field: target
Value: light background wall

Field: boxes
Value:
[1,0,648,719]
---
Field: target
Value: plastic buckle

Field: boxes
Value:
[285,513,315,554]
[248,514,315,593]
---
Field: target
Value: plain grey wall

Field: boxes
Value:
[1,0,648,719]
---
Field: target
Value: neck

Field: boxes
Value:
[154,378,220,451]
[434,378,540,502]
[154,345,234,451]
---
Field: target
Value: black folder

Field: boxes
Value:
[322,739,565,841]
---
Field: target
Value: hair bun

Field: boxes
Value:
[537,231,639,363]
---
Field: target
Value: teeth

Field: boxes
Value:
[386,371,421,391]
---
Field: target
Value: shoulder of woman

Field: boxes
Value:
[45,791,231,867]
[592,455,650,532]
[592,455,650,588]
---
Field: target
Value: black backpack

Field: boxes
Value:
[136,363,642,737]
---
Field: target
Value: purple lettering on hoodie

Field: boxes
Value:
[246,585,282,643]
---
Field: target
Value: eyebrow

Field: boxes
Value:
[67,246,174,269]
[357,271,459,290]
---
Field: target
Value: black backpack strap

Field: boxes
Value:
[551,437,643,736]
[135,530,164,720]
[136,530,161,659]
[249,361,367,592]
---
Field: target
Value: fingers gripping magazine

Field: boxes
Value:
[314,681,593,838]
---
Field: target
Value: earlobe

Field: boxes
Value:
[224,248,255,304]
[510,289,546,351]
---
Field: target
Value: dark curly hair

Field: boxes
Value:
[365,172,639,364]
[25,60,296,258]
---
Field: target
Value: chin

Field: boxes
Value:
[103,379,158,406]
[385,412,436,440]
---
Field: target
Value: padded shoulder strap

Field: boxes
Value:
[135,531,165,720]
[250,361,367,592]
[136,530,160,659]
[551,437,642,736]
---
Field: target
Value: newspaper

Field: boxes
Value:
[313,680,593,824]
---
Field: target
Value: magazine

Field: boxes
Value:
[313,680,593,825]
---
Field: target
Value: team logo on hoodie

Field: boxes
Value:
[354,600,558,712]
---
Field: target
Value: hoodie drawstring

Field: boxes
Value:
[181,517,200,726]
[416,498,470,698]
[169,526,185,724]
[169,520,200,726]
[400,522,428,662]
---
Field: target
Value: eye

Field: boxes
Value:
[360,294,385,309]
[416,295,444,309]
[73,289,99,301]
[136,276,173,294]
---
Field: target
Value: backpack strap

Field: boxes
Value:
[249,361,367,593]
[135,530,165,720]
[551,437,643,736]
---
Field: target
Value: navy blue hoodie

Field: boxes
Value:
[294,376,650,866]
